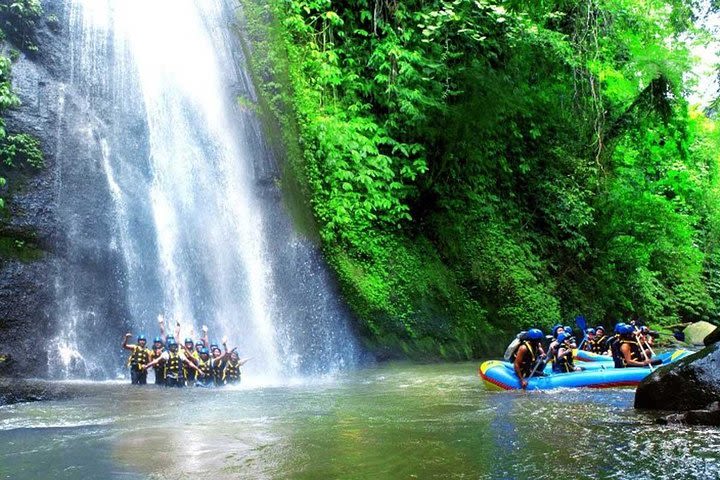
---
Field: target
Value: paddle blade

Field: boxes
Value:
[575,314,587,332]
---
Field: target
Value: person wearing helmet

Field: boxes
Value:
[581,328,595,352]
[122,333,151,385]
[546,325,565,362]
[552,333,580,373]
[513,328,546,389]
[149,336,166,385]
[619,324,660,368]
[210,338,229,386]
[182,337,200,386]
[222,349,251,385]
[609,323,627,367]
[562,326,578,349]
[195,347,214,387]
[143,339,203,387]
[591,326,608,354]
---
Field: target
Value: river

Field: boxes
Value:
[1,362,718,479]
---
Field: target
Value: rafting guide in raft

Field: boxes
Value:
[511,328,546,389]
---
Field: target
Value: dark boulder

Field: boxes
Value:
[635,342,720,411]
[704,326,720,346]
[656,402,720,426]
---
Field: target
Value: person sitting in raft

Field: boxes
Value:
[609,323,626,367]
[546,324,565,362]
[143,339,203,387]
[639,326,655,348]
[552,333,581,373]
[122,333,151,385]
[222,349,251,385]
[563,326,578,348]
[581,328,595,351]
[513,328,546,389]
[618,324,661,368]
[591,325,609,354]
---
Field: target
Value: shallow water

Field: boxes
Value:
[1,362,718,479]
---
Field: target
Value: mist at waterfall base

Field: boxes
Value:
[47,0,362,382]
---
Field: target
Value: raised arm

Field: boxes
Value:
[158,315,167,341]
[182,356,202,374]
[122,333,135,351]
[144,354,164,370]
[174,320,181,340]
[201,325,209,347]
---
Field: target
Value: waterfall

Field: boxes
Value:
[48,0,362,382]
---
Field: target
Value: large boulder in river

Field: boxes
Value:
[682,321,717,345]
[635,342,720,411]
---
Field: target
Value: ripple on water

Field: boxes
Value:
[0,364,718,480]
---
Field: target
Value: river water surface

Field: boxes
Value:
[1,362,718,479]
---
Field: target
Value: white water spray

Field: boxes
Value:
[51,0,361,380]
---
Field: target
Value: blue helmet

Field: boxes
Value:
[564,326,573,336]
[153,336,163,344]
[210,342,218,350]
[620,324,635,336]
[595,325,605,333]
[167,339,178,348]
[557,332,568,343]
[195,340,204,347]
[137,334,147,342]
[200,347,209,355]
[551,324,563,337]
[614,322,627,334]
[527,328,544,340]
[586,328,595,335]
[184,337,194,345]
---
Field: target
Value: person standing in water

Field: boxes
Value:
[148,336,166,385]
[223,349,251,385]
[122,333,151,385]
[143,339,203,387]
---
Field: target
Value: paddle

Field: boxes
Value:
[575,315,587,349]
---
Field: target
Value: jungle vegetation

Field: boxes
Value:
[239,0,720,358]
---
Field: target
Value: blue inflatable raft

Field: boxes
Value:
[480,349,692,391]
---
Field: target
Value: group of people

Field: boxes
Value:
[122,317,250,387]
[509,321,661,389]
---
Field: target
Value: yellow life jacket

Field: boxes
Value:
[211,358,224,381]
[517,341,537,378]
[197,357,212,378]
[165,351,183,378]
[223,360,241,382]
[182,349,199,379]
[127,346,150,370]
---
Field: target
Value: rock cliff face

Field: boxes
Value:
[635,343,720,412]
[0,3,64,377]
[0,0,127,378]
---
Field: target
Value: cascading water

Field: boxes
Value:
[48,0,363,381]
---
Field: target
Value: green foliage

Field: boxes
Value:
[241,0,720,358]
[0,0,44,214]
[0,0,42,51]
